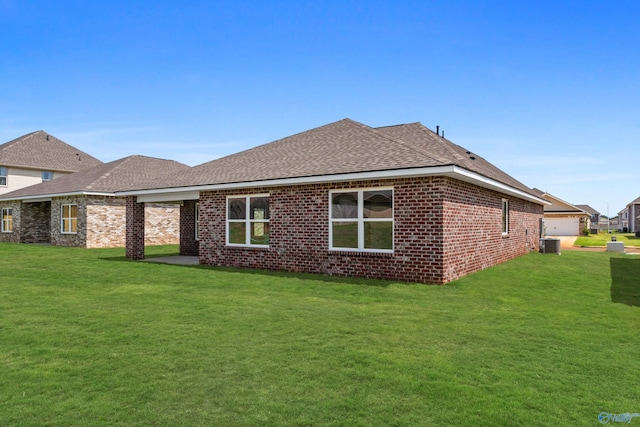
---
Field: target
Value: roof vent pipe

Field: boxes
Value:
[441,130,445,138]
[436,125,439,136]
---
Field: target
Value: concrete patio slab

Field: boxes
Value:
[142,256,200,265]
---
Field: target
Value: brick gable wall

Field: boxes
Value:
[195,176,543,284]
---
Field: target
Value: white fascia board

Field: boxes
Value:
[449,167,551,205]
[118,166,549,206]
[136,190,201,204]
[0,191,116,203]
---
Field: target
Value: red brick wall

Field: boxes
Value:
[126,197,145,260]
[180,200,199,256]
[441,179,542,283]
[196,176,543,284]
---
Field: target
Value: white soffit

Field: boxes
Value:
[121,166,549,206]
[136,190,200,204]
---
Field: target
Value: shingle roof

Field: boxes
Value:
[0,130,103,172]
[575,204,599,215]
[127,118,540,199]
[375,122,535,195]
[0,155,190,200]
[627,196,640,206]
[532,188,588,213]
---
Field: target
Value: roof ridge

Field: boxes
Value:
[0,130,41,149]
[85,157,133,190]
[367,122,445,164]
[412,124,472,165]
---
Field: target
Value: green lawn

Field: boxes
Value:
[1,244,639,426]
[575,232,640,247]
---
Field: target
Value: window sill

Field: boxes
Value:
[328,250,394,257]
[226,244,269,250]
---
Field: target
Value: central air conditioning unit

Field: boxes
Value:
[540,238,561,254]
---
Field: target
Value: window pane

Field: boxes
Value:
[2,208,12,232]
[250,197,269,220]
[502,200,508,233]
[364,190,392,218]
[63,205,70,218]
[0,177,5,186]
[364,221,393,250]
[332,221,358,248]
[228,198,246,220]
[70,205,78,218]
[251,222,270,245]
[331,192,358,219]
[71,219,78,233]
[229,222,246,244]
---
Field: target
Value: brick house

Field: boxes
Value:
[531,189,592,236]
[0,130,102,196]
[121,119,547,284]
[0,156,189,248]
[622,196,640,233]
[575,204,600,233]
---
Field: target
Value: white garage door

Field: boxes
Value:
[544,218,579,236]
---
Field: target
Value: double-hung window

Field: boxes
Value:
[1,208,12,232]
[0,167,6,186]
[227,195,270,247]
[501,199,509,235]
[42,171,53,182]
[61,204,78,234]
[330,188,393,252]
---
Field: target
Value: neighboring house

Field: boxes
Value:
[618,207,630,232]
[532,189,591,236]
[575,204,600,234]
[119,118,547,284]
[0,130,102,195]
[622,196,640,233]
[599,216,617,232]
[0,156,190,248]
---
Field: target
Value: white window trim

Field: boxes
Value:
[502,198,509,235]
[1,207,12,233]
[329,187,394,253]
[0,167,7,187]
[195,202,200,241]
[61,203,78,234]
[226,194,270,248]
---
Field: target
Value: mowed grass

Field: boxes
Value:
[1,244,639,426]
[575,232,640,247]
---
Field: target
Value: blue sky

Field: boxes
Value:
[1,1,639,216]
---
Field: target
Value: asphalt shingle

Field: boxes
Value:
[0,156,190,199]
[0,130,102,172]
[127,118,539,199]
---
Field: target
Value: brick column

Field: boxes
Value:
[126,197,145,260]
[180,200,199,256]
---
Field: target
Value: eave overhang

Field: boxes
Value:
[117,165,550,206]
[0,191,115,203]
